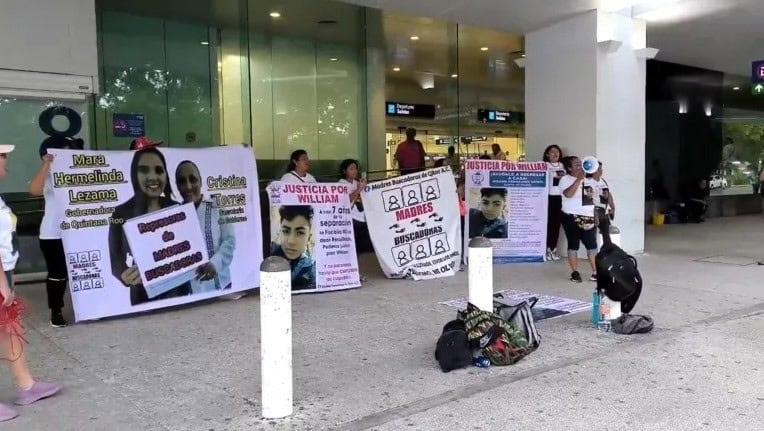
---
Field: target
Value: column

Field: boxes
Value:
[525,10,647,254]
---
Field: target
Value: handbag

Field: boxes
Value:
[493,294,541,349]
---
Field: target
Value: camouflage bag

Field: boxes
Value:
[459,303,531,366]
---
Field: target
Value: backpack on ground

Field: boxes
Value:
[595,208,643,313]
[493,294,541,349]
[611,314,654,334]
[458,303,531,366]
[434,319,472,372]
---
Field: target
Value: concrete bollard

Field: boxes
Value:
[260,256,293,419]
[468,236,493,311]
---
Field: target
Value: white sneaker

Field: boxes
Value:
[550,249,561,261]
[545,248,553,261]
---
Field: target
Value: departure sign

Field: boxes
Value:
[752,60,764,83]
[478,109,523,124]
[386,102,436,119]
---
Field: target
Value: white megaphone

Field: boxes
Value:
[582,156,600,175]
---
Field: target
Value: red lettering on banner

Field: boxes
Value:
[395,202,434,221]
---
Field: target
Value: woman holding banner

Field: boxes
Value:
[272,205,316,290]
[338,159,372,253]
[108,145,191,305]
[281,150,316,183]
[0,144,62,422]
[29,137,84,328]
[175,161,236,293]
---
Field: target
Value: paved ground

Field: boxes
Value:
[1,215,763,430]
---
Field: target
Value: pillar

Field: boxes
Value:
[525,10,647,254]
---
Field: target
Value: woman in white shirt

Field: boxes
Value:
[590,162,615,219]
[280,150,316,183]
[0,144,62,422]
[558,156,598,283]
[543,145,565,261]
[28,138,83,327]
[338,159,372,254]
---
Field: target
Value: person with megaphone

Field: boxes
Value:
[558,156,600,283]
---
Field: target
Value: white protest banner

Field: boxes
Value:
[464,160,548,263]
[363,167,460,280]
[266,182,360,293]
[49,146,262,321]
[440,289,591,321]
[122,203,208,297]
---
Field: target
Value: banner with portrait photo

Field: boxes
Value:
[48,146,262,321]
[363,167,461,280]
[464,160,548,263]
[266,182,361,293]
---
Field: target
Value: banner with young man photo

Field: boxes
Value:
[363,167,461,280]
[464,159,548,263]
[266,182,361,293]
[48,145,262,321]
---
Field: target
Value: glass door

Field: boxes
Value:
[0,95,90,273]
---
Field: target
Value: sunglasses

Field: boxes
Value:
[0,154,7,159]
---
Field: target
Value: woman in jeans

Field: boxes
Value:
[0,144,62,422]
[543,145,565,261]
[558,156,598,283]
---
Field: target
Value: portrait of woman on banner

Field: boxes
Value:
[175,161,236,294]
[108,146,191,305]
[270,205,316,290]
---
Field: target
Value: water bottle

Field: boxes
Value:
[472,356,491,368]
[597,319,612,332]
[591,289,601,327]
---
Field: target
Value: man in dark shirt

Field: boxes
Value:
[395,128,425,174]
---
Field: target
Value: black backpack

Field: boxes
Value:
[434,319,472,372]
[595,209,643,313]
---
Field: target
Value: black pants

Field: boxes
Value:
[560,213,598,252]
[39,239,68,311]
[547,196,562,250]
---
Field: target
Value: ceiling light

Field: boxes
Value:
[269,11,281,18]
[410,35,419,41]
[330,57,338,62]
[200,41,209,46]
[733,86,740,91]
[451,74,458,78]
[480,47,489,51]
[521,53,526,58]
[393,67,400,72]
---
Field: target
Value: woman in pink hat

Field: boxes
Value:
[0,145,62,422]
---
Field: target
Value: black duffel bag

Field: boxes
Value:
[595,208,643,313]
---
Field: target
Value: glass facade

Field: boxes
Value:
[382,14,526,173]
[94,0,526,180]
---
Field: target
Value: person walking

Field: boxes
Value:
[0,144,62,422]
[394,128,426,174]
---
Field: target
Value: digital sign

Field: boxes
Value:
[386,102,436,119]
[478,109,524,124]
[752,60,764,83]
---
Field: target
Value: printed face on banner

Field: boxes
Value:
[48,146,262,321]
[467,188,509,239]
[269,204,317,290]
[363,167,461,280]
[463,159,549,263]
[267,182,360,293]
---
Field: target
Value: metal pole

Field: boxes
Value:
[260,256,293,419]
[468,236,493,310]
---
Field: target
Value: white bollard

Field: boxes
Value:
[468,236,493,311]
[260,256,293,419]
